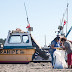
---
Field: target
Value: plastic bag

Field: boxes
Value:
[53,49,68,69]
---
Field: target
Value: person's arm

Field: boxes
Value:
[51,45,56,49]
[61,42,66,50]
[62,45,65,50]
[51,41,57,49]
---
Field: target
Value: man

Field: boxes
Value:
[50,37,60,68]
[61,37,72,68]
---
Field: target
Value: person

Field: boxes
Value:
[61,37,72,68]
[49,36,60,68]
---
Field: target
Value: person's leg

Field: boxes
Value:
[49,49,54,68]
[71,53,72,68]
[71,65,72,68]
[51,53,54,67]
[68,65,71,68]
[67,53,72,69]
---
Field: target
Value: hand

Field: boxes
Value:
[55,47,63,50]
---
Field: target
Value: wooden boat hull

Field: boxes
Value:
[0,49,35,63]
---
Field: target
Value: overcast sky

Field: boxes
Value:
[0,0,72,47]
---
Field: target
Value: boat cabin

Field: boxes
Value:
[4,30,33,49]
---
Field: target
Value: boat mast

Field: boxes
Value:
[66,3,69,35]
[45,35,46,46]
[24,2,30,25]
[24,2,33,33]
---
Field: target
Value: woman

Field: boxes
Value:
[50,37,60,68]
[61,37,72,68]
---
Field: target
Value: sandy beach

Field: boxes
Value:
[0,62,72,72]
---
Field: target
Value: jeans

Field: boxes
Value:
[50,52,54,66]
[49,49,54,66]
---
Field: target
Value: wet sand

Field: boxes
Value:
[0,62,72,72]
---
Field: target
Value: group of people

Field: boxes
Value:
[50,36,72,69]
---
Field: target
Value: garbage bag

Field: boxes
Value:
[53,50,68,69]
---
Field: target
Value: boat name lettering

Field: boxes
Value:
[0,50,24,54]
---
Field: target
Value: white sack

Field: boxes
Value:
[53,50,68,69]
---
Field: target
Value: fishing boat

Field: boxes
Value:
[0,28,36,63]
[0,28,49,63]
